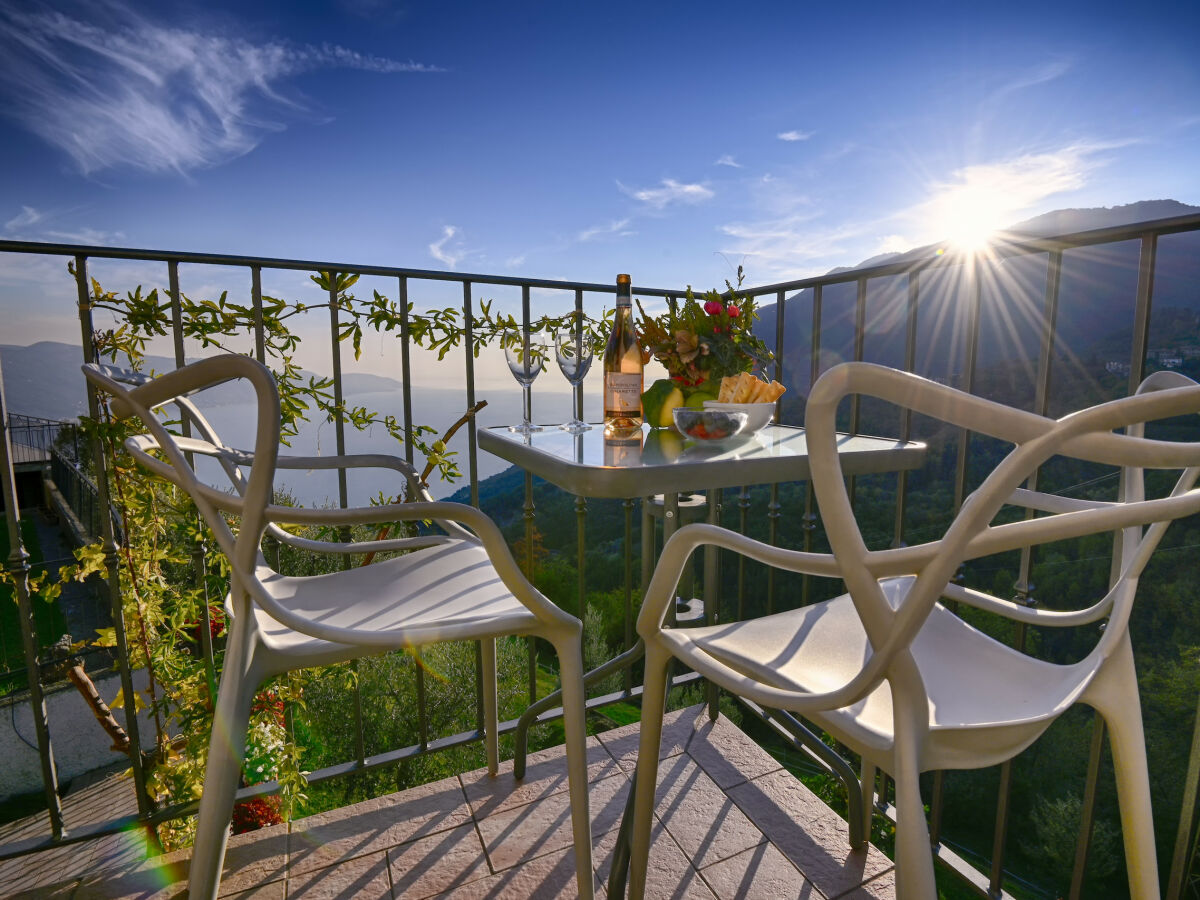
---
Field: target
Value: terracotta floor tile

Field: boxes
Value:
[458,736,619,818]
[833,866,896,899]
[434,845,597,899]
[593,818,717,900]
[386,822,491,899]
[285,850,392,899]
[72,856,189,899]
[221,822,289,893]
[597,705,704,771]
[289,775,471,875]
[700,841,820,900]
[727,771,893,899]
[686,714,783,790]
[651,754,767,869]
[476,772,630,871]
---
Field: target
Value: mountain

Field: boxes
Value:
[753,200,1200,412]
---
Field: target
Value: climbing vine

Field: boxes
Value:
[21,265,609,848]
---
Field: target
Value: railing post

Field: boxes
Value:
[74,255,153,820]
[325,271,365,763]
[891,271,920,548]
[168,261,217,703]
[1126,232,1157,394]
[463,282,479,507]
[0,358,64,839]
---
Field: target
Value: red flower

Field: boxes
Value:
[703,300,723,315]
[713,326,722,334]
[727,305,741,317]
[231,796,283,834]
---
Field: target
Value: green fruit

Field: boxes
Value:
[641,378,685,428]
[685,390,717,409]
[642,428,684,464]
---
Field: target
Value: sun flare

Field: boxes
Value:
[931,182,1013,251]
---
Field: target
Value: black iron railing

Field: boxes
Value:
[2,213,1199,897]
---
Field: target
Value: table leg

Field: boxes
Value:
[512,639,646,779]
[705,490,721,722]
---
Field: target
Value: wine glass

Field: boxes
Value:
[554,324,594,432]
[503,328,546,434]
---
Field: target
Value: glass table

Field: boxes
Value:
[480,420,926,749]
[479,422,926,499]
[481,421,926,897]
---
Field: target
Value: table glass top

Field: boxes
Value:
[478,422,925,499]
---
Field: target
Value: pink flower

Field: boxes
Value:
[727,304,741,317]
[703,300,723,315]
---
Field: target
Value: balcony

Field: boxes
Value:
[3,214,1200,899]
[1,706,895,898]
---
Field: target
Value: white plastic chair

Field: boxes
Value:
[629,362,1200,899]
[83,355,595,900]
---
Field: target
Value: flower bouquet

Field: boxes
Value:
[637,281,773,395]
[636,276,774,427]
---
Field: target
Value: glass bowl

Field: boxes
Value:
[672,407,750,443]
[703,401,774,435]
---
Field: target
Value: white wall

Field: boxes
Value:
[1,668,158,802]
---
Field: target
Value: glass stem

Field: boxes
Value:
[523,382,533,426]
[574,379,584,423]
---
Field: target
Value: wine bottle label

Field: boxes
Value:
[605,373,642,413]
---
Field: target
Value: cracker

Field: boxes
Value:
[732,372,755,403]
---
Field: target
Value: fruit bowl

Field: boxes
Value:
[672,407,750,443]
[703,401,774,435]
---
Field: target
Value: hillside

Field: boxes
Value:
[753,200,1200,403]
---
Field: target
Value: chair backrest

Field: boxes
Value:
[804,362,1200,691]
[82,355,282,584]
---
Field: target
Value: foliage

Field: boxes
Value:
[635,267,773,391]
[20,264,615,848]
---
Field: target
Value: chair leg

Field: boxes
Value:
[629,642,671,900]
[892,722,936,899]
[553,632,595,900]
[1091,644,1160,899]
[481,637,499,776]
[859,759,877,845]
[188,632,259,900]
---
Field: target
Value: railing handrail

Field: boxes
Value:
[6,413,71,428]
[738,211,1200,297]
[8,210,1196,307]
[0,239,684,298]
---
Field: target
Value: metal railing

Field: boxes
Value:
[1,212,1199,897]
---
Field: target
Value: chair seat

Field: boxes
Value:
[250,540,542,655]
[664,575,1091,767]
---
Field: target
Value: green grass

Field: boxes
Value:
[1,516,69,692]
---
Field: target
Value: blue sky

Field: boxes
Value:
[1,0,1199,363]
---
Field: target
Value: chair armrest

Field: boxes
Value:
[637,523,841,636]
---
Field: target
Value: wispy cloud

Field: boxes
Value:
[715,155,742,168]
[777,130,813,142]
[429,225,467,268]
[912,144,1109,244]
[619,179,714,210]
[505,254,526,269]
[44,227,127,245]
[578,218,633,242]
[4,206,44,232]
[0,1,444,176]
[722,142,1112,279]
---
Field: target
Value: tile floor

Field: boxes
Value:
[2,706,895,898]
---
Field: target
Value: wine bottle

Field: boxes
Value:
[603,273,643,434]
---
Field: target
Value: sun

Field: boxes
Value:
[931,182,1013,251]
